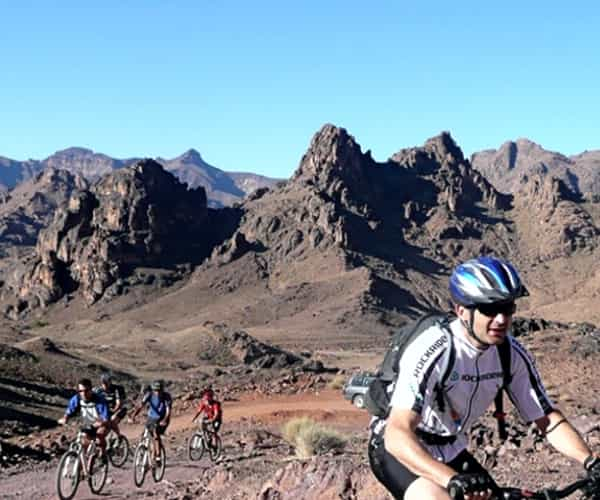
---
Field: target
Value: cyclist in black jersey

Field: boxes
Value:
[96,373,127,438]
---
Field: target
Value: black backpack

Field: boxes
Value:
[364,312,513,440]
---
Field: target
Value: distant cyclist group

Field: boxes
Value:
[57,373,222,497]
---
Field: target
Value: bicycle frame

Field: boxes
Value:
[69,431,97,478]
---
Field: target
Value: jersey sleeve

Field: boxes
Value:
[96,401,110,420]
[388,327,449,416]
[65,395,80,417]
[506,337,555,422]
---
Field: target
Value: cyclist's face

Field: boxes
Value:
[456,304,515,346]
[472,304,514,345]
[78,385,92,401]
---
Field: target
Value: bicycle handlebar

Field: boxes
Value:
[449,476,597,500]
[496,476,596,499]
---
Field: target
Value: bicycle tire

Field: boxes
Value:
[133,444,149,487]
[56,450,81,500]
[108,435,130,467]
[87,454,108,494]
[188,433,205,461]
[152,443,166,482]
[209,434,222,462]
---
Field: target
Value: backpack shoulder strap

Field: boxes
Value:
[497,337,512,387]
[434,318,455,412]
[494,338,513,441]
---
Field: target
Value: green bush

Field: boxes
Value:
[281,417,347,459]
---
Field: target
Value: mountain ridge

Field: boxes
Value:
[0,148,281,208]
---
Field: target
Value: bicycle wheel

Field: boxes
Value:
[87,454,108,494]
[188,433,205,461]
[133,444,149,487]
[209,434,222,462]
[152,443,166,482]
[108,435,130,467]
[56,451,81,500]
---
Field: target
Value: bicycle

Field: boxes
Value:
[55,428,109,500]
[133,425,166,487]
[188,420,222,462]
[449,475,599,499]
[106,428,130,467]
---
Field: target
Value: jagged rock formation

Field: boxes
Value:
[188,125,519,344]
[0,169,87,251]
[512,174,599,260]
[471,139,600,198]
[1,160,222,313]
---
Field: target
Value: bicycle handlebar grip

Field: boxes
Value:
[447,484,464,500]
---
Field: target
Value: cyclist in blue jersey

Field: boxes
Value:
[132,380,172,464]
[58,378,110,460]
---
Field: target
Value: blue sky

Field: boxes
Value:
[1,1,599,178]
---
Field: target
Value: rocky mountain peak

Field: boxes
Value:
[178,148,204,164]
[52,147,96,159]
[423,131,465,164]
[289,124,375,212]
[292,124,370,182]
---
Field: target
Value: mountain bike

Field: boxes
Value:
[449,475,599,499]
[188,420,222,462]
[133,425,166,487]
[55,428,109,500]
[106,428,130,467]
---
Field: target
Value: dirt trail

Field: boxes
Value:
[1,390,368,499]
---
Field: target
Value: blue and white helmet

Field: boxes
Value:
[449,256,527,306]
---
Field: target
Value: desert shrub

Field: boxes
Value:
[30,319,49,329]
[327,373,346,390]
[281,417,347,459]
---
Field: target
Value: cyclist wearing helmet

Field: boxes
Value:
[95,373,127,438]
[58,378,110,461]
[369,256,600,500]
[191,388,223,433]
[132,380,172,464]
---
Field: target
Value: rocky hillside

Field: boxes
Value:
[0,148,280,207]
[471,138,600,198]
[2,124,600,344]
[0,169,88,253]
[0,159,242,316]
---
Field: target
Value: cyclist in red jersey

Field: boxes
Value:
[191,388,222,434]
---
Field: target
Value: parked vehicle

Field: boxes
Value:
[342,372,376,409]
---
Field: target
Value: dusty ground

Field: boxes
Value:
[2,319,600,499]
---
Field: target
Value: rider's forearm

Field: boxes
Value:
[543,411,592,463]
[384,424,456,488]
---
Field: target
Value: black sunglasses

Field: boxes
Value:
[476,302,516,317]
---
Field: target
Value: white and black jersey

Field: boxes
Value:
[373,318,554,463]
